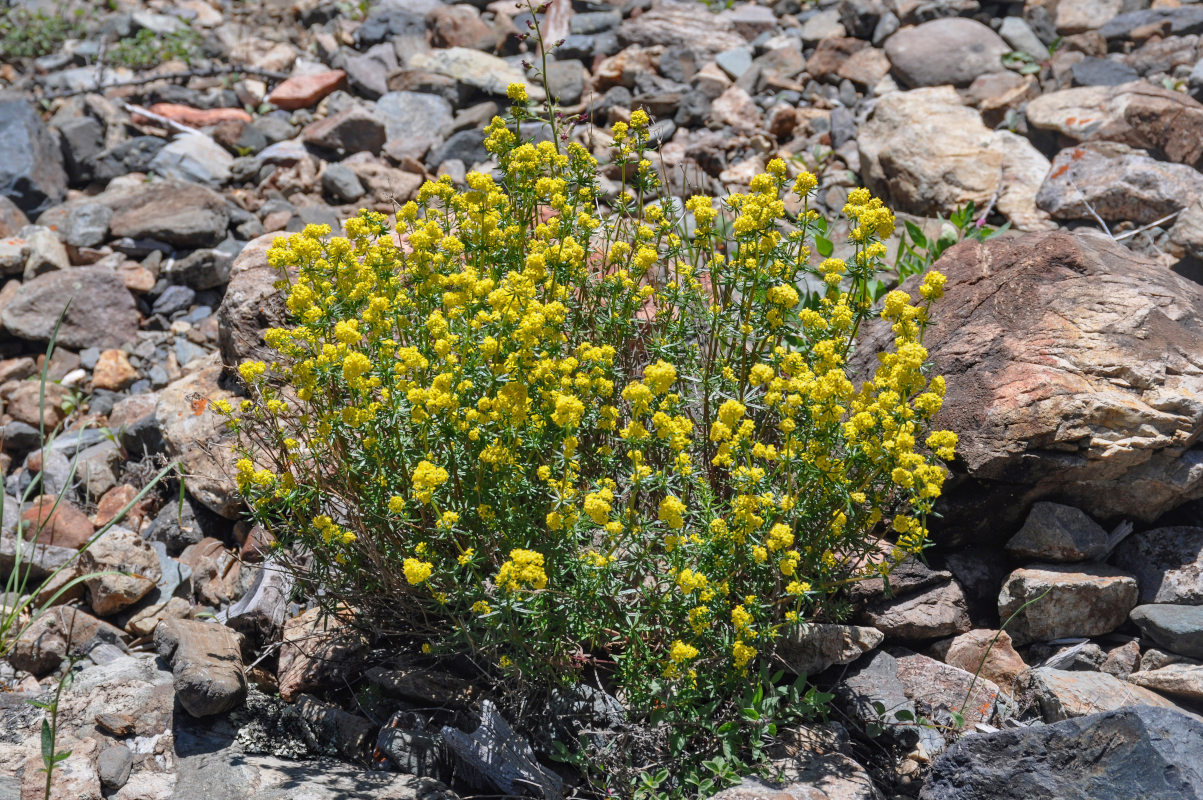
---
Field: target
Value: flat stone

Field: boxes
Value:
[896,651,1011,726]
[1099,6,1203,40]
[267,70,346,110]
[998,563,1137,646]
[1128,663,1203,703]
[617,1,746,59]
[934,629,1028,693]
[149,133,234,187]
[141,103,252,127]
[1005,502,1111,562]
[1131,604,1203,659]
[1071,57,1139,87]
[79,526,161,616]
[777,623,884,676]
[20,495,95,549]
[884,18,1009,88]
[407,47,540,98]
[1111,526,1203,605]
[862,580,971,641]
[375,91,454,144]
[106,179,230,248]
[277,606,368,702]
[302,105,387,157]
[1018,667,1188,721]
[1,265,139,349]
[920,706,1203,800]
[155,618,248,717]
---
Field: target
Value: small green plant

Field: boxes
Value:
[0,5,87,60]
[107,26,202,70]
[889,201,1009,294]
[1001,50,1041,75]
[31,654,78,798]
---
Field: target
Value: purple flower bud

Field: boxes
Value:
[526,19,534,28]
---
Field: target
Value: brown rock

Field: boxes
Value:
[21,495,94,549]
[154,618,247,717]
[1019,666,1187,721]
[92,349,136,391]
[861,580,972,641]
[118,262,156,293]
[837,47,891,87]
[106,180,229,249]
[0,356,37,384]
[805,36,868,80]
[139,103,253,127]
[1101,639,1142,677]
[935,629,1027,693]
[709,85,763,135]
[616,1,746,59]
[1025,81,1203,168]
[9,606,125,676]
[884,18,1010,88]
[998,564,1138,646]
[343,156,424,208]
[0,195,29,237]
[427,5,497,50]
[852,231,1203,543]
[278,606,368,702]
[267,70,346,110]
[4,380,70,429]
[217,235,291,370]
[1127,663,1203,702]
[302,105,387,157]
[1,266,139,351]
[895,651,1011,725]
[91,484,142,530]
[79,526,161,616]
[179,537,243,606]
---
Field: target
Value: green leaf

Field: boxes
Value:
[815,236,833,257]
[904,220,926,248]
[894,709,914,722]
[40,719,53,761]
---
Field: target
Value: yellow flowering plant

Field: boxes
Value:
[223,82,955,793]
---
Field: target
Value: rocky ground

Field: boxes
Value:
[2,0,1203,797]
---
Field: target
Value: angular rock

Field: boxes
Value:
[154,618,247,717]
[920,706,1203,800]
[1172,199,1203,260]
[935,629,1027,693]
[0,94,68,215]
[1018,667,1188,721]
[217,233,290,369]
[149,133,234,187]
[851,231,1203,544]
[277,606,368,702]
[375,91,454,143]
[106,180,229,248]
[97,744,133,790]
[1100,6,1203,40]
[884,18,1009,88]
[862,580,971,641]
[302,105,387,157]
[998,564,1137,646]
[1111,526,1203,605]
[857,87,1052,229]
[79,526,161,616]
[407,47,539,99]
[835,650,946,757]
[155,357,241,518]
[92,349,136,391]
[9,606,125,676]
[777,623,884,676]
[20,495,95,549]
[1037,142,1203,224]
[714,766,879,800]
[1,265,138,349]
[1005,502,1110,563]
[1131,604,1203,659]
[267,70,346,110]
[1025,82,1203,168]
[895,651,1011,726]
[20,224,69,278]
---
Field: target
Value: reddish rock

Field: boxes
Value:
[278,606,368,702]
[267,70,346,110]
[21,495,95,549]
[139,103,253,127]
[805,36,868,80]
[91,484,142,529]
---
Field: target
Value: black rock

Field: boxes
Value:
[91,137,167,183]
[1100,7,1203,39]
[920,706,1203,800]
[0,94,69,216]
[355,7,424,47]
[56,115,105,186]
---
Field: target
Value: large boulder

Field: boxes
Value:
[617,1,746,59]
[1112,527,1203,605]
[853,231,1203,544]
[217,232,291,370]
[1018,667,1187,721]
[884,18,1009,88]
[105,179,230,249]
[998,564,1138,645]
[920,706,1203,800]
[0,94,68,215]
[1026,81,1203,168]
[857,87,1053,230]
[1,266,139,349]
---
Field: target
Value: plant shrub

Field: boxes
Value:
[224,94,955,791]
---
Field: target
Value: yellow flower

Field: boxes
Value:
[403,558,433,585]
[658,495,686,530]
[496,549,547,592]
[506,82,528,103]
[669,640,699,664]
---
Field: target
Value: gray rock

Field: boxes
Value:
[0,94,68,215]
[63,203,113,248]
[1071,58,1140,87]
[153,284,197,317]
[1018,667,1188,721]
[836,650,946,758]
[777,623,884,676]
[1005,502,1110,562]
[154,618,248,717]
[322,163,366,203]
[377,717,450,780]
[715,47,754,80]
[1173,198,1203,259]
[375,92,453,145]
[998,563,1138,646]
[1131,604,1203,659]
[80,526,161,616]
[1128,663,1203,703]
[862,580,972,641]
[164,248,234,291]
[19,224,70,279]
[97,744,133,790]
[571,10,621,34]
[1,265,139,349]
[344,43,398,100]
[1036,142,1203,224]
[884,18,1009,88]
[302,105,387,157]
[920,706,1203,800]
[149,133,234,187]
[106,180,230,249]
[1112,526,1203,605]
[999,16,1047,58]
[426,129,489,170]
[1099,6,1203,39]
[544,60,586,105]
[75,440,122,499]
[57,115,105,185]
